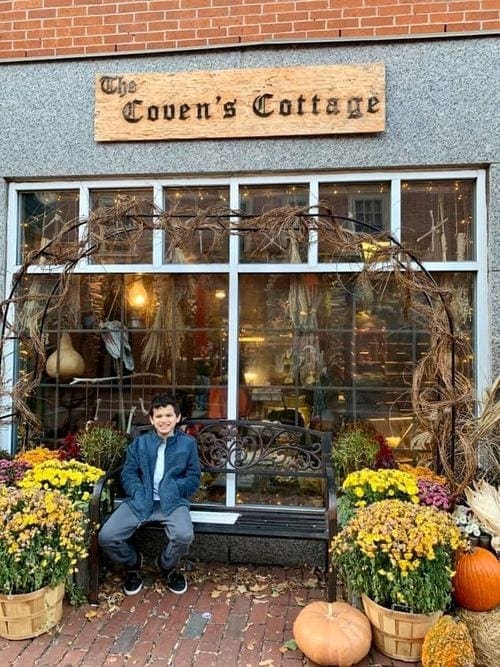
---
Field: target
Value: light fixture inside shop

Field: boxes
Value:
[215,289,226,300]
[127,277,148,309]
[239,335,265,343]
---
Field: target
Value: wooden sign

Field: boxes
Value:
[94,64,385,142]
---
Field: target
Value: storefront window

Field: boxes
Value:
[7,172,482,506]
[401,180,474,261]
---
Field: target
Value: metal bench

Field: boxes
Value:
[88,419,337,604]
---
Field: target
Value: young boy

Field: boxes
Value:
[98,394,201,596]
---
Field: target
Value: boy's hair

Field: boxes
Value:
[149,394,181,417]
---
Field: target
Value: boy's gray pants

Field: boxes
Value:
[98,501,194,570]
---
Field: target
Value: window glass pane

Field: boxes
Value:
[239,184,309,262]
[89,189,153,264]
[164,186,230,263]
[401,180,474,261]
[191,472,226,504]
[236,474,325,508]
[19,191,80,264]
[22,273,228,445]
[238,271,473,460]
[318,182,390,262]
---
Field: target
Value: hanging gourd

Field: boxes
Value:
[46,332,85,379]
[421,615,475,667]
[293,601,372,666]
[452,546,500,612]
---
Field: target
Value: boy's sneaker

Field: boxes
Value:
[165,567,187,595]
[123,553,143,596]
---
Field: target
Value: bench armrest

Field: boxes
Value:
[88,465,123,605]
[323,458,337,537]
[89,465,123,531]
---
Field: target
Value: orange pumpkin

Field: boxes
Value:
[453,546,500,612]
[293,601,372,666]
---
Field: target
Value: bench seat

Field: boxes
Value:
[88,419,338,604]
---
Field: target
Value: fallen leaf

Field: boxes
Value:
[282,639,298,651]
[303,577,318,588]
[249,583,268,592]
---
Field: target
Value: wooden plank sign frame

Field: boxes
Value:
[94,63,385,142]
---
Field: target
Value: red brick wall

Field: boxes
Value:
[1,0,499,60]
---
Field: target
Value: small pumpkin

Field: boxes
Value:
[453,546,500,612]
[293,601,372,667]
[421,615,475,667]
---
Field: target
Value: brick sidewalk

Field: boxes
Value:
[0,563,420,667]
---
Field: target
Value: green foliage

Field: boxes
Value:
[76,423,129,472]
[331,424,379,486]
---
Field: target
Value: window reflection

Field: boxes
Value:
[164,186,230,263]
[239,184,309,262]
[89,189,153,264]
[401,180,474,261]
[19,191,80,264]
[318,182,390,262]
[239,272,473,452]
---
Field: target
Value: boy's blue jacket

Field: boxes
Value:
[120,428,201,521]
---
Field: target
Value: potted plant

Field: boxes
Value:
[0,486,88,639]
[337,467,419,526]
[331,499,467,661]
[76,422,129,473]
[331,423,393,487]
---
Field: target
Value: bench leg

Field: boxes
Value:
[88,529,101,605]
[327,566,337,602]
[326,544,336,602]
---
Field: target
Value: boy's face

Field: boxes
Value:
[150,404,181,438]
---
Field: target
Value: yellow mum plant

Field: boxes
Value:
[17,458,104,506]
[15,446,60,466]
[0,486,88,595]
[338,467,419,525]
[331,499,467,614]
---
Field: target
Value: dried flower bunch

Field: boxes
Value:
[464,480,500,554]
[331,499,466,614]
[0,486,88,595]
